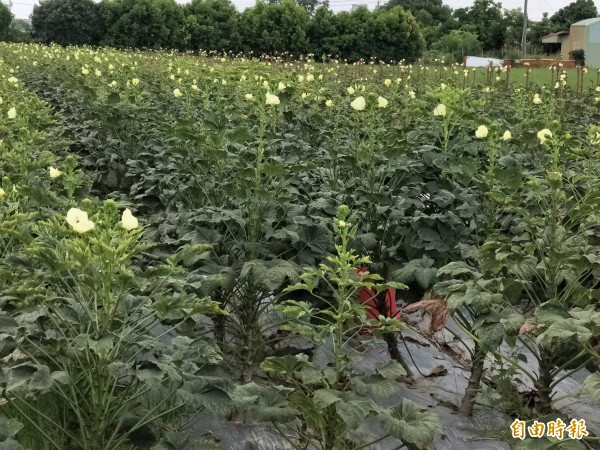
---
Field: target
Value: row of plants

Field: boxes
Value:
[0,45,446,450]
[0,57,233,450]
[3,42,600,448]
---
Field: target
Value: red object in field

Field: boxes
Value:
[354,267,400,320]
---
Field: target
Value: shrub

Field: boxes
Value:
[570,48,585,66]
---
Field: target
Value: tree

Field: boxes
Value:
[8,18,33,42]
[31,0,103,45]
[308,5,423,62]
[307,5,338,58]
[100,0,185,49]
[324,7,372,61]
[385,0,451,27]
[239,0,310,55]
[529,13,554,41]
[183,0,240,51]
[453,0,506,51]
[295,0,324,16]
[367,6,424,62]
[550,0,597,30]
[0,2,12,41]
[383,0,453,48]
[503,8,524,49]
[432,29,482,62]
[267,0,328,16]
[11,18,31,33]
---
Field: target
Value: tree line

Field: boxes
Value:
[26,0,425,62]
[0,0,597,63]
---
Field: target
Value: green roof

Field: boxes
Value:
[572,17,600,27]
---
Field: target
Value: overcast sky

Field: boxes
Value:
[6,0,599,22]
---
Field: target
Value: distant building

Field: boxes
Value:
[541,18,600,67]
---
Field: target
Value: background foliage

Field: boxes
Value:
[22,0,600,63]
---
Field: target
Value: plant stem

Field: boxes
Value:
[459,343,486,416]
[534,348,554,415]
[382,331,412,377]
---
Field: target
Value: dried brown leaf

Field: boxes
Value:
[402,299,449,334]
[519,322,538,336]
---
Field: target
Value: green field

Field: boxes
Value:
[2,43,600,450]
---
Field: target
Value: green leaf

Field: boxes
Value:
[448,285,501,311]
[379,281,408,291]
[169,244,213,267]
[437,261,478,278]
[535,304,571,326]
[414,268,438,289]
[136,362,166,387]
[391,257,436,288]
[261,355,308,376]
[0,316,18,333]
[477,322,506,351]
[224,126,252,144]
[537,318,592,348]
[87,335,114,357]
[417,228,442,247]
[3,364,36,394]
[231,383,296,423]
[300,366,325,385]
[380,399,441,449]
[569,308,600,328]
[312,389,341,410]
[241,259,300,291]
[0,416,23,440]
[376,360,407,380]
[431,189,455,207]
[335,399,372,428]
[262,163,288,178]
[512,436,585,450]
[351,376,397,398]
[153,295,223,321]
[3,362,68,396]
[0,438,27,450]
[355,232,378,251]
[582,373,600,404]
[107,362,132,378]
[106,92,120,105]
[499,310,525,334]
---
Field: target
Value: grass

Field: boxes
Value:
[434,67,598,90]
[505,68,597,90]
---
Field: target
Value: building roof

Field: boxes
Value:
[572,17,600,27]
[541,30,570,40]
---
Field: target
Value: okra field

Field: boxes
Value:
[3,43,600,450]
